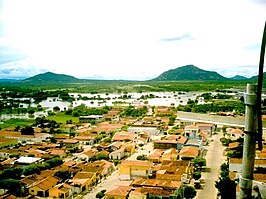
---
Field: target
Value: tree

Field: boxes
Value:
[45,157,63,169]
[50,137,57,143]
[183,185,197,199]
[136,155,148,161]
[22,164,42,176]
[193,171,201,180]
[0,179,22,196]
[215,162,236,199]
[55,170,71,181]
[96,191,105,198]
[1,168,23,180]
[193,158,206,167]
[53,106,60,112]
[21,126,34,135]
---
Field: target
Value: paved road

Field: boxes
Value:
[83,170,119,199]
[195,131,226,199]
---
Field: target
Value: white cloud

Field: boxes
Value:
[0,0,265,80]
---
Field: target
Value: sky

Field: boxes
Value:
[0,0,266,80]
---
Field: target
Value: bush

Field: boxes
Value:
[96,191,105,198]
[193,158,206,167]
[193,171,201,180]
[220,137,230,146]
[136,155,148,161]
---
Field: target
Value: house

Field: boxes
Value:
[76,148,98,161]
[112,131,135,142]
[119,160,152,180]
[49,183,74,199]
[79,115,103,123]
[184,125,199,139]
[28,176,59,197]
[134,137,148,146]
[161,148,178,162]
[48,149,66,157]
[103,110,121,121]
[226,128,244,140]
[153,160,192,183]
[75,136,94,145]
[131,178,181,193]
[148,149,164,163]
[82,160,115,179]
[128,187,177,199]
[164,135,187,150]
[109,147,125,160]
[105,186,132,199]
[128,126,160,138]
[123,142,136,156]
[197,123,215,133]
[229,158,266,173]
[62,139,79,148]
[185,139,203,150]
[153,140,177,149]
[178,146,200,160]
[13,156,43,165]
[147,148,178,163]
[71,172,97,194]
[109,141,124,152]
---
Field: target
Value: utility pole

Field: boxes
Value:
[239,21,266,199]
[239,84,257,198]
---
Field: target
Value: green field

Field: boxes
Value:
[0,118,34,129]
[47,112,79,124]
[0,138,18,148]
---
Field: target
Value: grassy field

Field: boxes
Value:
[0,118,34,129]
[0,138,18,148]
[47,112,79,124]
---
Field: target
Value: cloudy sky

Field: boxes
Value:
[0,0,266,80]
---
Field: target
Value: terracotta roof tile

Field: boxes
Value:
[120,160,152,167]
[105,186,132,197]
[178,146,199,157]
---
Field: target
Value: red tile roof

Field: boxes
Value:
[105,186,132,197]
[178,146,199,157]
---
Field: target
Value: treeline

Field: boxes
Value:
[0,89,74,103]
[0,79,250,94]
[65,104,111,117]
[177,100,245,115]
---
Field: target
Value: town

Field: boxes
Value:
[0,88,265,199]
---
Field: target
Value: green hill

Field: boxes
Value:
[230,75,248,80]
[153,65,228,81]
[23,72,79,83]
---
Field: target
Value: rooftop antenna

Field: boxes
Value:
[240,21,266,198]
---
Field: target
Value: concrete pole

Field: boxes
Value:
[239,84,257,199]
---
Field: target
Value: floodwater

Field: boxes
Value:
[0,91,203,120]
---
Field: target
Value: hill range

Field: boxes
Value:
[0,65,259,83]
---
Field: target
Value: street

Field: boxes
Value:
[83,170,119,199]
[195,131,226,199]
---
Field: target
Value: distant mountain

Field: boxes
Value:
[23,72,80,83]
[230,75,248,80]
[249,72,266,81]
[0,79,20,82]
[153,65,228,81]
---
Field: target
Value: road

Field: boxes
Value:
[195,131,226,199]
[83,141,156,198]
[83,170,119,199]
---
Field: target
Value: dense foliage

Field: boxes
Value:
[120,105,148,118]
[65,104,111,117]
[177,100,245,114]
[215,162,236,199]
